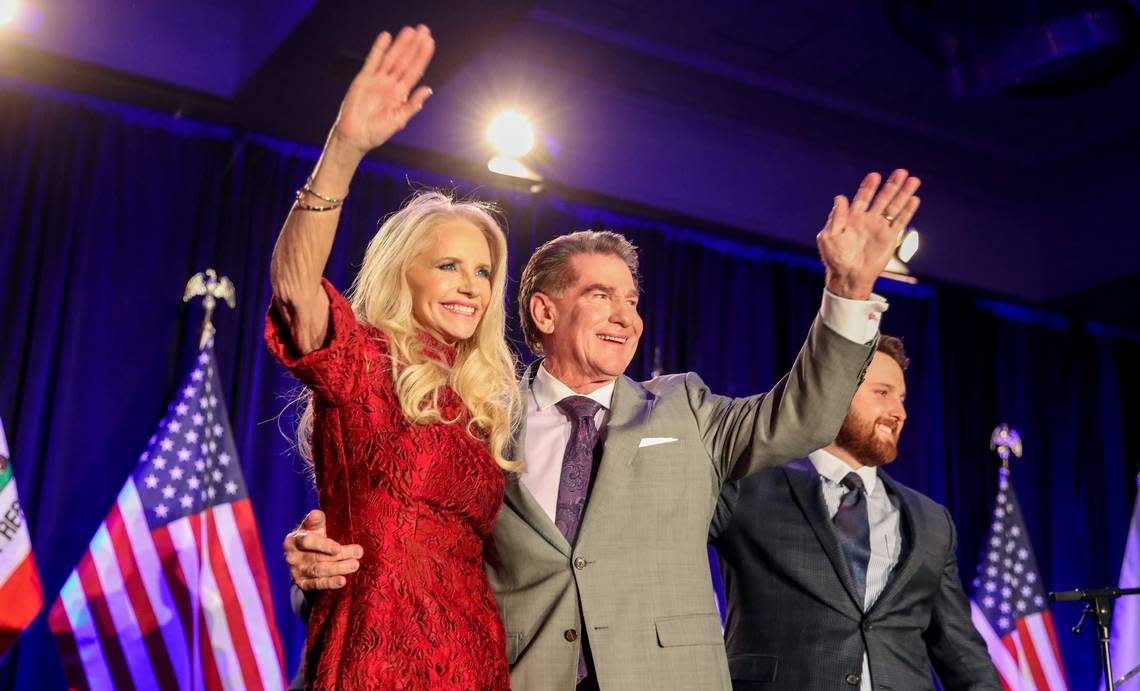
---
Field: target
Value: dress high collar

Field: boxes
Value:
[415,330,458,366]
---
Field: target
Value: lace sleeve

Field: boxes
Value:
[265,278,368,406]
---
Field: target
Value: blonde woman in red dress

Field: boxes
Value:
[265,25,518,690]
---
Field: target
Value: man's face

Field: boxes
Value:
[534,253,644,391]
[834,352,907,467]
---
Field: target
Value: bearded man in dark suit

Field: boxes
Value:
[710,336,1001,691]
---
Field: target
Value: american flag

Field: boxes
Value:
[970,469,1069,691]
[48,346,286,690]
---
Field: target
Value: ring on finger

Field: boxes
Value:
[883,214,896,222]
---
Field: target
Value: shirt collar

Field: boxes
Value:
[808,448,880,496]
[532,361,615,412]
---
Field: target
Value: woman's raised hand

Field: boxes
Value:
[329,25,436,161]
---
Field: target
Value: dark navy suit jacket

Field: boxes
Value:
[709,458,1000,690]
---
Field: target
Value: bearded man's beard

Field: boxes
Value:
[834,411,899,466]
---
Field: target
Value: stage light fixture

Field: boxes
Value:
[883,227,921,283]
[486,111,535,158]
[487,155,538,180]
[898,228,920,262]
[0,0,20,26]
[485,110,545,189]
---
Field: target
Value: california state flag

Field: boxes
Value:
[0,416,42,656]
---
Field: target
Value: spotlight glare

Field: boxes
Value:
[898,229,920,263]
[487,111,535,158]
[0,0,20,25]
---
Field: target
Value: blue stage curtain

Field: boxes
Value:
[1,80,1137,689]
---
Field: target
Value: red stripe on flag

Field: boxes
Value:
[1001,633,1019,664]
[178,513,225,691]
[172,513,223,691]
[105,503,180,690]
[0,554,42,653]
[198,599,224,691]
[190,513,225,691]
[75,552,134,690]
[204,510,265,690]
[999,633,1019,691]
[47,597,91,691]
[1040,610,1068,680]
[230,498,286,668]
[1015,619,1051,690]
[152,523,198,658]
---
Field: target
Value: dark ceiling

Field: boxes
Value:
[3,0,1139,315]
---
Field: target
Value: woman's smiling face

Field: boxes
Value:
[405,219,493,345]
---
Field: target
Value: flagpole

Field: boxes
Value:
[182,269,236,350]
[181,268,235,681]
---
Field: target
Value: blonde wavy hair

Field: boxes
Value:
[296,191,521,472]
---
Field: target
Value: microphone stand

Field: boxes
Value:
[1118,663,1140,689]
[1050,587,1140,690]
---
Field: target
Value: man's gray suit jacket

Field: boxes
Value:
[485,317,874,690]
[709,458,1001,691]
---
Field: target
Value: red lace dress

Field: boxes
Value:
[265,280,510,690]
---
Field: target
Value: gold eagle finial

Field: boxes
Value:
[989,423,1023,473]
[183,269,236,349]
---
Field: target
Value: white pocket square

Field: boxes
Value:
[638,437,678,448]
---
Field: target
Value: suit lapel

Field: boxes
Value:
[576,375,652,546]
[502,361,571,557]
[783,459,865,613]
[866,471,921,614]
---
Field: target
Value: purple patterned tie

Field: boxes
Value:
[555,395,603,546]
[555,395,603,684]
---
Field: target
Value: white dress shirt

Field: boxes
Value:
[809,449,903,691]
[521,290,888,525]
[521,366,614,522]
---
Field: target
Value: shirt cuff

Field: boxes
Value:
[820,289,888,344]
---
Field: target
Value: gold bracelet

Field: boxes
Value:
[294,188,343,212]
[301,176,348,204]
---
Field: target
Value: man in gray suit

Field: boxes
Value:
[285,169,922,689]
[710,336,1000,690]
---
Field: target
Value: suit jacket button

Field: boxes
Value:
[862,620,873,631]
[845,673,861,685]
[574,557,588,570]
[564,629,578,642]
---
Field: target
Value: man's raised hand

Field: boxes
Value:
[817,169,921,300]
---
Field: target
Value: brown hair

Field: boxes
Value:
[877,334,910,370]
[517,230,640,355]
